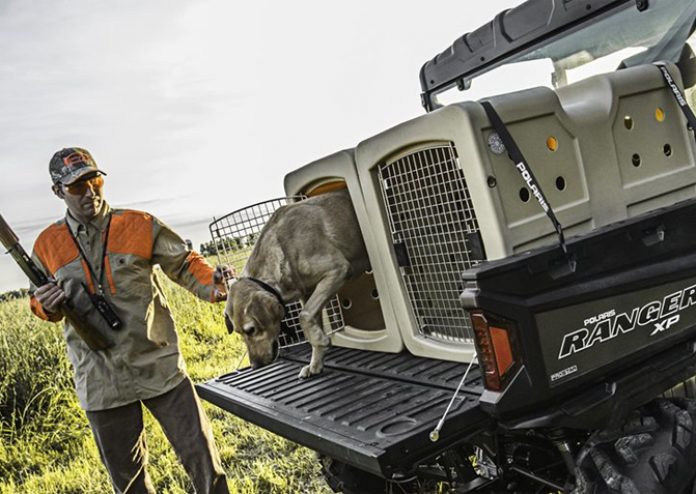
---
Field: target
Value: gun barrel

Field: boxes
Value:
[0,213,20,249]
[0,213,48,287]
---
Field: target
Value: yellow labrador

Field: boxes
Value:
[225,189,369,378]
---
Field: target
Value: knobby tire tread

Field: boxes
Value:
[574,398,696,494]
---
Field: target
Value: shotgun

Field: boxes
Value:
[0,213,115,350]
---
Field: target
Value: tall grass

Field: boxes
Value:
[0,275,331,494]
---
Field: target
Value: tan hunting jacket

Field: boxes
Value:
[29,204,218,411]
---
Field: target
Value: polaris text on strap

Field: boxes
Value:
[481,100,570,256]
[655,63,696,144]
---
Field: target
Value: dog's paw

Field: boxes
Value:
[298,365,312,379]
[298,364,322,379]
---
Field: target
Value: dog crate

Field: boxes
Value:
[378,142,483,344]
[283,149,403,353]
[355,62,696,362]
[209,198,345,349]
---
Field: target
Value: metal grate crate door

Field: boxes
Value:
[378,142,483,343]
[209,197,345,348]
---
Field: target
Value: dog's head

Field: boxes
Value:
[224,279,285,369]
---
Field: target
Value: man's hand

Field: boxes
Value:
[34,282,66,314]
[213,265,235,285]
[212,265,236,302]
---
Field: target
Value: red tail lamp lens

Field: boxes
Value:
[470,310,518,391]
[489,326,514,376]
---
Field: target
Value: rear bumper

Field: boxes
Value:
[498,337,696,430]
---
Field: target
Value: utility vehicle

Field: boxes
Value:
[199,0,696,491]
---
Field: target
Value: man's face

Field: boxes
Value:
[55,173,106,222]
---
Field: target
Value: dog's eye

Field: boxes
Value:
[242,324,256,336]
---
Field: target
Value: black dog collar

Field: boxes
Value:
[246,277,285,308]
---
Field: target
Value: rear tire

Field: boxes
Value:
[662,376,696,399]
[320,456,423,494]
[320,456,391,494]
[573,398,696,494]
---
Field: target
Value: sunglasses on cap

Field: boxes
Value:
[62,175,104,195]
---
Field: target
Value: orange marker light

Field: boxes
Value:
[490,326,513,375]
[470,310,519,392]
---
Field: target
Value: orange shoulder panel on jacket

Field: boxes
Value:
[34,223,79,276]
[108,210,153,260]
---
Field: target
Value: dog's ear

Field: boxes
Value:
[223,281,241,334]
[224,312,235,334]
[249,291,285,329]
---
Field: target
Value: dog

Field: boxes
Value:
[224,188,370,378]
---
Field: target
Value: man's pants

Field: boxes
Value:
[86,377,229,494]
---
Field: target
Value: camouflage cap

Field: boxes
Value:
[49,147,107,185]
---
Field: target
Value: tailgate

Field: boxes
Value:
[197,346,489,477]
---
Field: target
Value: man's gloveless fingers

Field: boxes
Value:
[36,283,65,312]
[44,289,66,311]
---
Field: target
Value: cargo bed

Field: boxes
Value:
[197,346,490,477]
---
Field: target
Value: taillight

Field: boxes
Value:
[470,310,519,391]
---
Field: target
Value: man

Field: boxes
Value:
[30,147,230,494]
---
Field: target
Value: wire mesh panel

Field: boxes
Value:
[377,142,482,343]
[281,297,345,348]
[209,197,345,348]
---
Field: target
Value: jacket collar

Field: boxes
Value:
[65,202,112,235]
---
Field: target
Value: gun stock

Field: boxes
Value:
[0,213,114,351]
[62,300,115,351]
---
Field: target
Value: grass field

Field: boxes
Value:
[0,274,332,494]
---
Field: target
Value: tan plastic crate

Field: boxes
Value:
[283,149,403,353]
[355,63,696,362]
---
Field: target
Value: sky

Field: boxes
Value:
[0,0,520,293]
